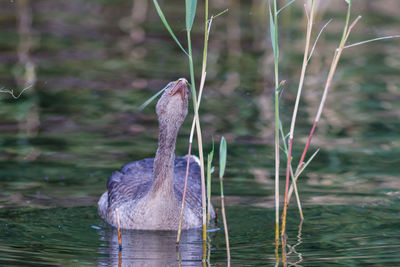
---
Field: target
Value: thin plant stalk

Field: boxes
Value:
[177,0,211,244]
[177,7,229,246]
[151,0,223,245]
[288,1,360,202]
[219,137,230,265]
[115,208,122,251]
[181,8,227,244]
[269,0,280,243]
[177,30,207,243]
[176,142,193,244]
[281,0,316,237]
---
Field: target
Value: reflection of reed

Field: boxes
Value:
[286,220,304,266]
[280,209,304,266]
[97,227,204,266]
[15,0,40,161]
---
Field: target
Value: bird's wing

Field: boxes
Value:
[174,156,203,218]
[106,158,153,211]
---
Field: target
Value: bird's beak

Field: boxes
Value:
[170,78,188,100]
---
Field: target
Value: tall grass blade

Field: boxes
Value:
[185,0,197,31]
[152,0,188,56]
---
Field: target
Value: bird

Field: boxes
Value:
[98,78,214,230]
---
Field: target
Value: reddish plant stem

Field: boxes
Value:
[287,120,318,205]
[176,142,192,244]
[296,120,318,174]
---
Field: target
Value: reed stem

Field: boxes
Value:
[176,142,192,244]
[188,30,207,243]
[271,0,280,243]
[281,0,316,236]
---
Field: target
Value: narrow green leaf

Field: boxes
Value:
[207,143,214,171]
[185,0,198,31]
[138,84,168,111]
[152,0,188,56]
[277,0,296,15]
[219,136,227,178]
[269,4,277,58]
[269,5,279,60]
[295,149,320,179]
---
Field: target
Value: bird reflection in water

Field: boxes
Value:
[97,227,204,267]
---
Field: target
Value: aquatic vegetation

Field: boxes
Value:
[219,136,230,264]
[265,0,397,263]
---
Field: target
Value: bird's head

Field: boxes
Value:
[156,78,189,130]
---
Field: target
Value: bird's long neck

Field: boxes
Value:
[150,122,178,198]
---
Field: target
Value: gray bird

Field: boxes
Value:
[98,78,215,230]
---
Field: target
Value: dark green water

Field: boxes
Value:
[1,0,399,266]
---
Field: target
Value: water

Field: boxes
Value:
[1,0,400,266]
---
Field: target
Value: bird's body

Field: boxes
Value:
[98,79,214,230]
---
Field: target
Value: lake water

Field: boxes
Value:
[0,0,399,266]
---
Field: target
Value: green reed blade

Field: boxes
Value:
[138,84,168,111]
[185,0,197,31]
[277,0,296,15]
[269,3,278,60]
[152,0,188,56]
[219,136,227,178]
